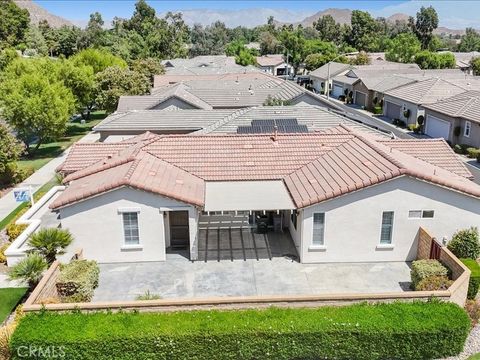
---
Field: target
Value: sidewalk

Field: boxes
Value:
[0,132,100,222]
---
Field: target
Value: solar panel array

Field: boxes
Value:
[237,118,308,134]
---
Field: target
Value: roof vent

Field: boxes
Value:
[176,179,184,185]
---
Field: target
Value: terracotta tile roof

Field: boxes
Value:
[51,126,480,210]
[256,55,285,67]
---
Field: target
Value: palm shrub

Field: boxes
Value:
[448,227,480,259]
[8,253,47,288]
[28,228,73,264]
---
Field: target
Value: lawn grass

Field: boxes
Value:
[17,111,106,172]
[0,288,28,324]
[0,176,61,231]
[468,354,480,360]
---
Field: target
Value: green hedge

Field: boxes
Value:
[462,258,480,300]
[10,301,470,360]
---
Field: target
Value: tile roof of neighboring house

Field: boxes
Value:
[256,55,285,67]
[153,72,272,87]
[384,77,467,105]
[93,105,390,139]
[309,62,351,80]
[377,138,473,179]
[369,75,417,93]
[421,90,480,124]
[161,55,260,76]
[332,74,360,85]
[51,126,479,210]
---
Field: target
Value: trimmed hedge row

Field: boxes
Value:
[462,258,480,300]
[10,301,470,360]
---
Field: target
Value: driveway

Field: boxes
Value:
[93,258,412,301]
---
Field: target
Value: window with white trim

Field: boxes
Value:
[464,121,472,138]
[122,212,139,245]
[312,213,325,246]
[380,211,394,244]
[408,210,434,218]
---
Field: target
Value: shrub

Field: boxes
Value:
[28,228,74,264]
[454,144,471,155]
[448,227,480,259]
[465,299,480,325]
[416,275,453,291]
[411,259,449,289]
[467,147,480,159]
[454,144,464,154]
[407,124,417,131]
[373,106,383,114]
[6,223,27,242]
[7,253,48,289]
[0,243,8,263]
[56,260,99,302]
[461,258,480,300]
[9,301,471,360]
[135,290,162,301]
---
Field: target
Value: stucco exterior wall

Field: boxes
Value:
[298,176,480,263]
[59,187,196,263]
[384,95,422,125]
[422,108,480,147]
[352,81,374,110]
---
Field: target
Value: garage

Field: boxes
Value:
[425,115,451,140]
[355,91,367,107]
[332,84,343,98]
[385,101,401,119]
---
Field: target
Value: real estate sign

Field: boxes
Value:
[13,187,34,204]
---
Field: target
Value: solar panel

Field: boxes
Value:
[237,120,308,134]
[251,119,275,127]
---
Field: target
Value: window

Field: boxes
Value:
[380,211,394,244]
[464,121,472,138]
[122,212,139,245]
[408,210,434,219]
[312,213,325,246]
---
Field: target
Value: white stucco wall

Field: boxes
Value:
[59,187,197,263]
[299,176,480,263]
[384,95,422,125]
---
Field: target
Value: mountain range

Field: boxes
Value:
[13,0,72,28]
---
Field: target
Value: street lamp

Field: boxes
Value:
[325,52,359,100]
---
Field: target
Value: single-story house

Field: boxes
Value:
[256,55,293,76]
[117,77,334,112]
[309,62,351,94]
[93,105,388,142]
[421,90,480,146]
[51,126,479,265]
[383,77,467,126]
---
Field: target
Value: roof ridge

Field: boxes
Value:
[193,107,252,134]
[64,155,136,183]
[142,150,205,180]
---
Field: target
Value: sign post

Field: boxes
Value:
[13,187,34,205]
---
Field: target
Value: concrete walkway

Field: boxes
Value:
[94,259,412,301]
[0,132,99,222]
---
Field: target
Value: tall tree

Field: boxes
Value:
[259,31,280,55]
[190,21,229,56]
[386,33,421,63]
[414,6,439,49]
[24,25,48,56]
[349,10,379,51]
[279,27,305,75]
[79,12,106,49]
[314,15,341,44]
[0,0,30,48]
[129,58,165,87]
[471,57,480,76]
[458,28,480,52]
[0,124,24,185]
[71,48,127,74]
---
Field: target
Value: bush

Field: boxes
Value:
[448,227,480,259]
[411,259,449,289]
[6,223,27,242]
[461,258,480,300]
[373,106,383,114]
[28,227,74,264]
[7,253,48,289]
[416,275,453,291]
[454,143,471,155]
[0,243,8,263]
[467,147,480,159]
[9,301,471,360]
[465,299,480,325]
[56,260,99,302]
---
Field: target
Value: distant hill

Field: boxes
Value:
[14,0,73,28]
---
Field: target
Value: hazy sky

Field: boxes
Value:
[35,0,480,29]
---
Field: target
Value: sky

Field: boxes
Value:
[35,0,480,29]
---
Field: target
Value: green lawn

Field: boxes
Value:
[17,111,106,172]
[468,354,480,360]
[0,287,28,324]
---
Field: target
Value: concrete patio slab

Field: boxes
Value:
[93,257,412,302]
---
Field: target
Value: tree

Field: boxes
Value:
[80,12,106,49]
[413,6,439,49]
[59,60,96,117]
[8,253,48,289]
[24,25,48,56]
[386,33,421,63]
[351,51,371,65]
[0,125,24,185]
[447,227,480,259]
[314,15,341,44]
[28,228,74,265]
[95,67,150,113]
[471,57,480,76]
[458,28,480,52]
[0,0,30,48]
[54,25,82,57]
[414,51,455,69]
[235,48,257,66]
[304,53,348,71]
[129,58,165,87]
[189,21,229,56]
[279,28,305,75]
[0,47,19,71]
[0,72,75,154]
[38,20,58,56]
[349,10,379,51]
[71,48,127,74]
[259,31,281,55]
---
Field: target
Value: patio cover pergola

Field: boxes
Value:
[204,181,295,212]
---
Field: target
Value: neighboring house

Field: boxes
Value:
[309,62,351,94]
[93,105,390,142]
[153,72,272,88]
[117,77,334,112]
[256,55,293,76]
[439,52,480,74]
[51,126,479,264]
[421,90,480,146]
[161,55,259,75]
[383,78,467,126]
